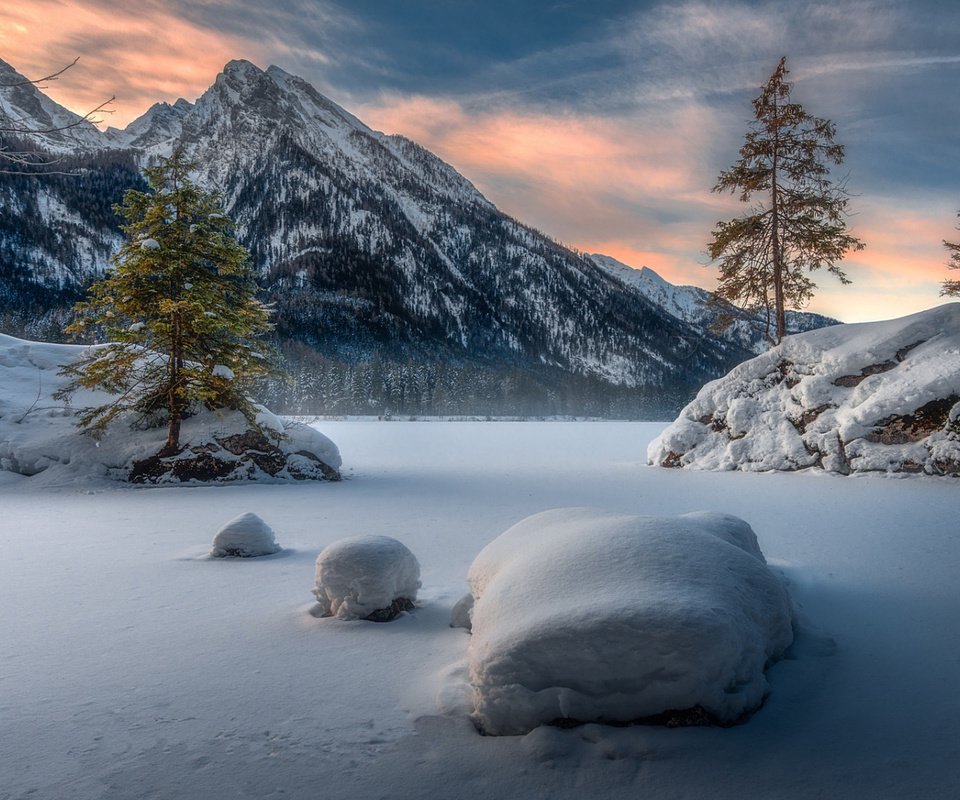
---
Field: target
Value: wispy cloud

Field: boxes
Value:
[2,0,958,321]
[0,0,355,126]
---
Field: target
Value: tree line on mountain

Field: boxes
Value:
[0,145,144,311]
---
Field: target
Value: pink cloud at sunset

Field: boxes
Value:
[359,94,730,284]
[360,94,955,321]
[2,0,957,324]
[0,1,270,127]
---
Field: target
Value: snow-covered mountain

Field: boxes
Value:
[1,58,772,415]
[104,97,193,150]
[589,253,839,353]
[0,59,105,152]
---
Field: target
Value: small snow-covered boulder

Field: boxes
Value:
[211,512,281,558]
[463,508,794,736]
[313,535,421,622]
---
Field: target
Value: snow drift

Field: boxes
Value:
[461,508,794,736]
[312,535,421,621]
[0,334,342,484]
[648,304,960,475]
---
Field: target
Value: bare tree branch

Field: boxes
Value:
[0,58,114,175]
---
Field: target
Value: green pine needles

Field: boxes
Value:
[57,148,278,456]
[709,57,864,344]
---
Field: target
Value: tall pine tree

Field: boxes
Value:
[709,57,863,343]
[57,148,277,455]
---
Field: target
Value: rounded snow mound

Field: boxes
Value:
[211,512,281,558]
[0,334,342,485]
[313,535,421,622]
[649,304,960,476]
[462,508,794,736]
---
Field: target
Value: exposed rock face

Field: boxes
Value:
[648,305,960,476]
[129,427,341,484]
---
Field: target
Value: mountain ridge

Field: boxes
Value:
[0,57,831,416]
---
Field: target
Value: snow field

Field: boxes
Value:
[1,420,958,799]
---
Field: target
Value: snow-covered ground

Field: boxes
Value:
[1,420,958,799]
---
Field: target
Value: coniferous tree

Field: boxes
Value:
[57,148,277,455]
[709,57,863,343]
[943,212,960,296]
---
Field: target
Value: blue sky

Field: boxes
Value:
[3,0,960,320]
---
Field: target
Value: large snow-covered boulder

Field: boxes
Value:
[0,334,342,484]
[312,535,421,622]
[461,508,794,736]
[649,304,960,475]
[211,512,281,558]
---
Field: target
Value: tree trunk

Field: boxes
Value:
[160,310,184,457]
[772,209,786,343]
[161,413,182,456]
[770,99,786,344]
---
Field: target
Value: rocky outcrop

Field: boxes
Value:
[648,305,960,476]
[129,426,341,484]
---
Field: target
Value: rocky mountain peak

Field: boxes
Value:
[0,58,104,151]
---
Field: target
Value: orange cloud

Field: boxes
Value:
[0,1,269,127]
[362,94,956,323]
[2,6,954,325]
[360,94,724,277]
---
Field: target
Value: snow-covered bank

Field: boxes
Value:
[0,333,341,484]
[1,420,957,799]
[649,304,960,475]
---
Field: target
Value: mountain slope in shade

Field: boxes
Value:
[589,254,841,354]
[2,58,758,415]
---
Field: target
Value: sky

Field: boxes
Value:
[2,0,960,322]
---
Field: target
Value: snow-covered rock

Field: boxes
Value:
[211,512,280,558]
[0,334,342,485]
[649,304,960,475]
[312,535,421,622]
[462,508,794,736]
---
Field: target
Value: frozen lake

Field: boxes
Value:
[1,420,957,799]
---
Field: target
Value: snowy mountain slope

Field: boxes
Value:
[649,303,960,475]
[0,58,105,152]
[589,253,839,353]
[1,58,752,413]
[104,97,193,150]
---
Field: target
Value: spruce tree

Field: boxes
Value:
[57,148,276,455]
[943,213,960,296]
[709,57,864,343]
